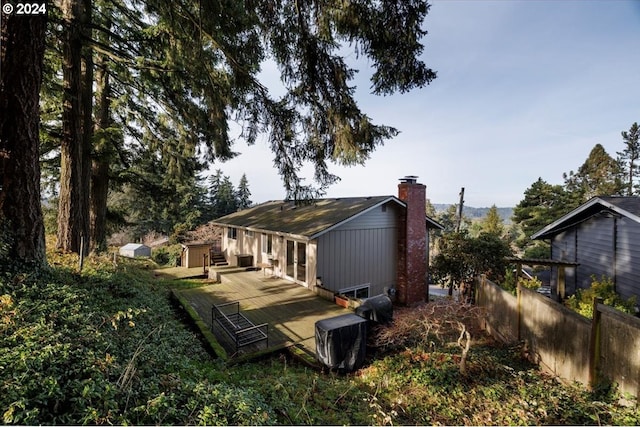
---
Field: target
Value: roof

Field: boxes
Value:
[531,196,640,240]
[120,243,150,250]
[211,196,443,240]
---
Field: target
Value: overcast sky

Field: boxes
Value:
[209,0,640,208]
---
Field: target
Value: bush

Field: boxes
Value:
[0,252,275,425]
[502,269,542,295]
[151,245,182,267]
[565,275,637,318]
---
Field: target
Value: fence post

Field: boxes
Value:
[516,283,522,341]
[589,297,603,389]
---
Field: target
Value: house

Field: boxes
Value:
[211,177,443,306]
[532,196,640,301]
[119,243,151,258]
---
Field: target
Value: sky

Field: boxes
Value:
[208,0,640,208]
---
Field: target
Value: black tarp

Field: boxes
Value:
[315,314,368,372]
[355,294,393,324]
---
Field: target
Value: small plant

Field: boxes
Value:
[565,275,637,318]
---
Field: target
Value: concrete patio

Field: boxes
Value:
[173,268,350,357]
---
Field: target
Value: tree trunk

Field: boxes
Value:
[0,3,48,264]
[57,0,86,254]
[89,13,114,253]
[80,0,93,255]
[90,54,111,253]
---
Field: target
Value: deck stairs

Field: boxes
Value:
[211,252,228,266]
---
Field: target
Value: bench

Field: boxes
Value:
[211,301,268,352]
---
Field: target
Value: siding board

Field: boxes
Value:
[576,216,614,290]
[615,217,640,300]
[316,203,400,296]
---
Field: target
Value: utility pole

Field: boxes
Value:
[456,187,465,232]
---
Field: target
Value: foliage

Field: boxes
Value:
[502,269,543,295]
[565,275,637,318]
[479,204,505,237]
[3,243,639,425]
[431,231,512,291]
[563,143,624,205]
[204,169,251,221]
[151,244,183,267]
[511,177,573,248]
[617,122,640,196]
[0,247,275,425]
[522,240,551,259]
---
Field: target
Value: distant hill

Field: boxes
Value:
[433,204,514,224]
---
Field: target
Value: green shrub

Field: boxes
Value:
[0,252,275,425]
[565,275,637,318]
[151,244,182,267]
[501,269,541,295]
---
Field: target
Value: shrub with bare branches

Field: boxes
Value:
[370,299,487,375]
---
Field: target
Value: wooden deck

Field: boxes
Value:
[173,269,349,357]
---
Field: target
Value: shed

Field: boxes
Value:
[181,242,213,268]
[119,243,151,258]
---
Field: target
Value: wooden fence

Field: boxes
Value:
[476,275,640,399]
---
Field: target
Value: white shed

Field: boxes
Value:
[119,243,151,258]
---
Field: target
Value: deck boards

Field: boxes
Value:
[174,270,349,356]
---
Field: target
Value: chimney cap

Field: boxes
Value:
[399,175,419,184]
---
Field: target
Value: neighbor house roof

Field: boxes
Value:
[211,196,443,240]
[531,196,640,240]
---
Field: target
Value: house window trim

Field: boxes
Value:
[227,227,237,240]
[262,233,273,256]
[338,283,370,299]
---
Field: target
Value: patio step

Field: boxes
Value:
[211,252,228,266]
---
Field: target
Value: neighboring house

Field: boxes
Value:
[211,177,443,305]
[532,196,640,301]
[119,243,151,258]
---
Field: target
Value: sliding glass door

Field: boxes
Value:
[285,240,307,284]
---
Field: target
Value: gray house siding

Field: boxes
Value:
[550,214,640,301]
[615,216,640,300]
[551,229,577,294]
[316,203,400,296]
[575,216,615,290]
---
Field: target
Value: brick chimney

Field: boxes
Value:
[397,176,427,306]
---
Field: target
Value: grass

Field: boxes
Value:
[1,243,639,425]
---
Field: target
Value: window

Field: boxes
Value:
[262,233,273,255]
[227,227,237,240]
[246,230,254,238]
[338,284,370,299]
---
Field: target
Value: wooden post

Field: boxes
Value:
[517,282,522,341]
[557,266,566,302]
[589,297,604,389]
[78,236,85,272]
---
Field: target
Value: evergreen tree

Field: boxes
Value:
[563,144,624,204]
[480,205,504,237]
[39,0,435,255]
[236,174,252,210]
[617,122,640,196]
[512,178,571,249]
[0,4,48,264]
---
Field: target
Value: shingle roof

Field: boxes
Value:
[211,196,443,239]
[532,196,640,239]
